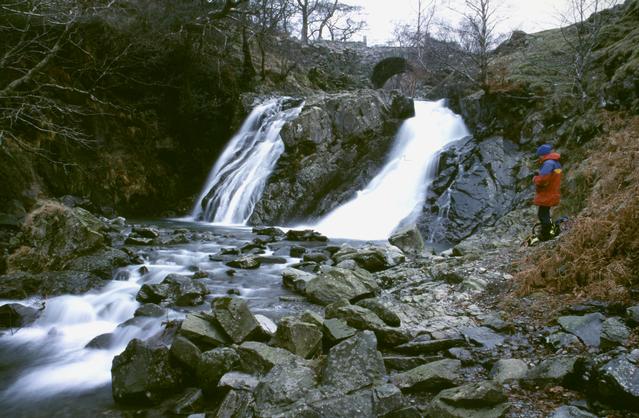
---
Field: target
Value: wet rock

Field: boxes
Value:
[252,226,285,237]
[238,341,300,375]
[323,318,357,344]
[371,384,405,416]
[290,246,307,257]
[322,331,386,393]
[85,333,114,349]
[290,261,320,273]
[285,229,328,242]
[389,225,425,255]
[428,381,509,418]
[0,270,103,299]
[111,339,183,404]
[271,317,323,359]
[62,248,130,279]
[282,268,316,294]
[254,314,278,339]
[170,335,202,371]
[197,347,240,393]
[6,201,107,273]
[300,310,324,328]
[384,355,445,371]
[179,313,231,350]
[557,313,604,347]
[600,317,630,350]
[489,359,529,383]
[255,256,288,265]
[173,388,204,415]
[356,298,401,327]
[303,252,330,263]
[254,359,318,412]
[460,326,505,349]
[0,303,39,328]
[332,245,405,273]
[218,372,260,392]
[212,296,260,344]
[137,274,209,306]
[325,300,410,346]
[215,389,255,418]
[593,352,639,410]
[391,359,461,392]
[305,266,379,305]
[124,236,154,246]
[548,405,599,418]
[523,356,580,388]
[226,256,261,269]
[395,333,467,355]
[131,226,160,239]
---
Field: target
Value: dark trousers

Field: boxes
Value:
[537,206,552,240]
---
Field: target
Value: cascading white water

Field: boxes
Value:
[312,100,469,241]
[192,98,304,224]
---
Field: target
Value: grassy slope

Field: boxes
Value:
[490,0,639,301]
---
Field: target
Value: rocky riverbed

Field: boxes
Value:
[1,201,638,417]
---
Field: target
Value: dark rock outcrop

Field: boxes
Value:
[419,136,531,244]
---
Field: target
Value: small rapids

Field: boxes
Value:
[312,100,469,240]
[0,222,306,416]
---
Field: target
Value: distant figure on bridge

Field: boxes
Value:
[533,144,562,241]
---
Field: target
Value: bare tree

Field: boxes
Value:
[311,1,366,42]
[294,0,320,43]
[559,0,621,102]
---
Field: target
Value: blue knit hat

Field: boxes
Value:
[536,144,552,156]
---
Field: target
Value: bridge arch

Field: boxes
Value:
[371,57,409,89]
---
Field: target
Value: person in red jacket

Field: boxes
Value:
[533,144,562,241]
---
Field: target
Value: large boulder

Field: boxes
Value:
[389,224,425,255]
[137,274,209,307]
[6,201,107,273]
[62,248,130,279]
[331,245,405,273]
[557,313,605,347]
[249,90,412,225]
[592,352,639,410]
[304,266,379,305]
[0,303,40,328]
[254,359,319,414]
[489,359,528,384]
[212,297,260,344]
[111,339,183,404]
[271,317,323,359]
[197,347,241,393]
[428,380,509,418]
[179,313,231,350]
[282,268,316,294]
[523,356,581,388]
[391,359,462,392]
[321,331,386,393]
[238,341,300,375]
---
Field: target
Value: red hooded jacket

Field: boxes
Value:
[533,152,562,207]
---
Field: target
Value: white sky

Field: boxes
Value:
[348,0,573,45]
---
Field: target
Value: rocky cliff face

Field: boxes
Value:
[418,136,532,244]
[249,90,414,226]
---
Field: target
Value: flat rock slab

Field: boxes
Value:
[238,341,300,375]
[489,359,528,383]
[557,313,604,347]
[179,313,231,350]
[523,356,580,388]
[391,359,461,392]
[461,326,505,349]
[212,297,260,344]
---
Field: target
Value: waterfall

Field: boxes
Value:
[312,100,469,241]
[192,97,304,224]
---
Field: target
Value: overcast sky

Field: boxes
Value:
[348,0,573,45]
